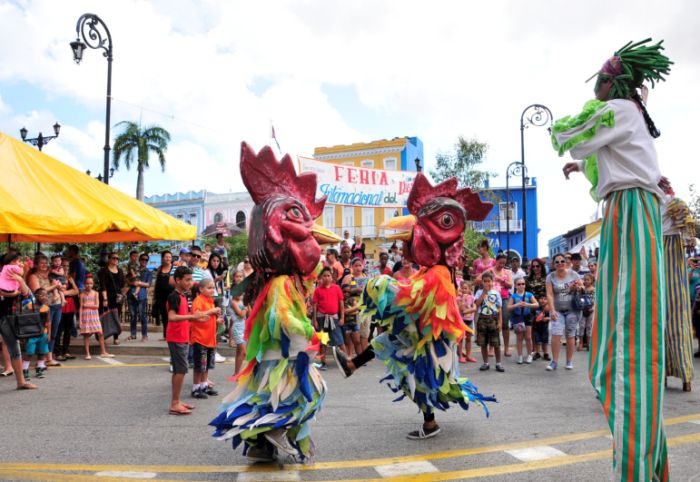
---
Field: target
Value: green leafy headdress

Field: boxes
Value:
[588,38,673,99]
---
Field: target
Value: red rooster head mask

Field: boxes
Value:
[384,173,493,268]
[240,142,341,275]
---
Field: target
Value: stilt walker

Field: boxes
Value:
[661,189,696,392]
[210,143,341,462]
[334,173,496,439]
[552,38,673,481]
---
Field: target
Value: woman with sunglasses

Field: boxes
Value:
[97,253,127,345]
[545,253,582,371]
[525,258,547,301]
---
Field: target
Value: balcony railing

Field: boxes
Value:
[471,219,523,233]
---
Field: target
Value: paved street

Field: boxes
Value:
[1,349,699,481]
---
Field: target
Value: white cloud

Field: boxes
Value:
[1,0,699,255]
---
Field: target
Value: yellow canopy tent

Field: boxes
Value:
[0,132,196,243]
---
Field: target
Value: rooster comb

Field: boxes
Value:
[240,142,325,218]
[407,173,493,221]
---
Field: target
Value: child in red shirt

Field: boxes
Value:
[190,279,223,399]
[167,267,208,415]
[312,267,345,370]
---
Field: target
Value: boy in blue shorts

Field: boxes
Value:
[23,288,50,380]
[474,272,504,372]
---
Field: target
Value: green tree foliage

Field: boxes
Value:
[432,136,496,261]
[430,136,496,190]
[202,233,249,267]
[226,233,248,265]
[112,121,171,201]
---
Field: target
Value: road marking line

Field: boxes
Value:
[691,420,700,426]
[0,469,192,482]
[97,357,124,366]
[374,461,439,478]
[324,432,700,482]
[505,445,567,462]
[1,413,698,475]
[238,470,301,481]
[96,471,157,478]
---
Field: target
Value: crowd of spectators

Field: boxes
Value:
[3,234,699,396]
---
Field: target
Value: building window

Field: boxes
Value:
[213,212,223,223]
[342,206,355,236]
[235,211,246,229]
[385,208,397,223]
[362,208,375,238]
[360,159,374,169]
[176,214,183,220]
[383,158,397,170]
[498,202,517,221]
[323,205,335,231]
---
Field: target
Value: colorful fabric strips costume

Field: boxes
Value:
[210,143,341,462]
[552,38,672,481]
[338,173,496,436]
[662,196,695,387]
[363,264,495,415]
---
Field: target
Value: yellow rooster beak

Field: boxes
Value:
[311,223,342,245]
[382,214,416,241]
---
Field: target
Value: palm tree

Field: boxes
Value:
[112,121,171,201]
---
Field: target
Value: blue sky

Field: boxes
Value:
[1,0,698,256]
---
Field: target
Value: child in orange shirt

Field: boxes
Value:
[190,279,222,399]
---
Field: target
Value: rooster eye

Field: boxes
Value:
[439,213,454,228]
[287,206,303,221]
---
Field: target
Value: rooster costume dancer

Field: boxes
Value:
[210,143,340,462]
[334,173,496,439]
[552,39,672,481]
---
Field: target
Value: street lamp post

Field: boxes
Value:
[70,13,113,185]
[505,161,527,259]
[519,104,553,262]
[85,168,115,183]
[19,123,61,151]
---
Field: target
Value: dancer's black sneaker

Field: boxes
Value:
[246,444,277,463]
[407,424,441,440]
[332,347,353,378]
[264,429,298,456]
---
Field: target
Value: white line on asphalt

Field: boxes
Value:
[95,471,157,478]
[238,470,301,481]
[98,357,124,366]
[691,420,700,426]
[374,461,440,478]
[505,445,568,462]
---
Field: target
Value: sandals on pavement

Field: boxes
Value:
[85,355,92,360]
[99,353,115,358]
[169,406,192,415]
[1,370,14,377]
[17,383,38,390]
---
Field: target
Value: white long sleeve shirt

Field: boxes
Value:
[555,99,664,201]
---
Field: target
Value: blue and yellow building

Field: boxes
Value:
[313,137,423,254]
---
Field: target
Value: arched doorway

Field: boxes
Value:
[213,212,223,223]
[235,211,246,229]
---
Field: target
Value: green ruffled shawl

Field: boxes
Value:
[551,99,615,202]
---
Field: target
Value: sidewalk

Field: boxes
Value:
[68,323,236,357]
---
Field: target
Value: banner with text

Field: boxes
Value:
[297,156,415,208]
